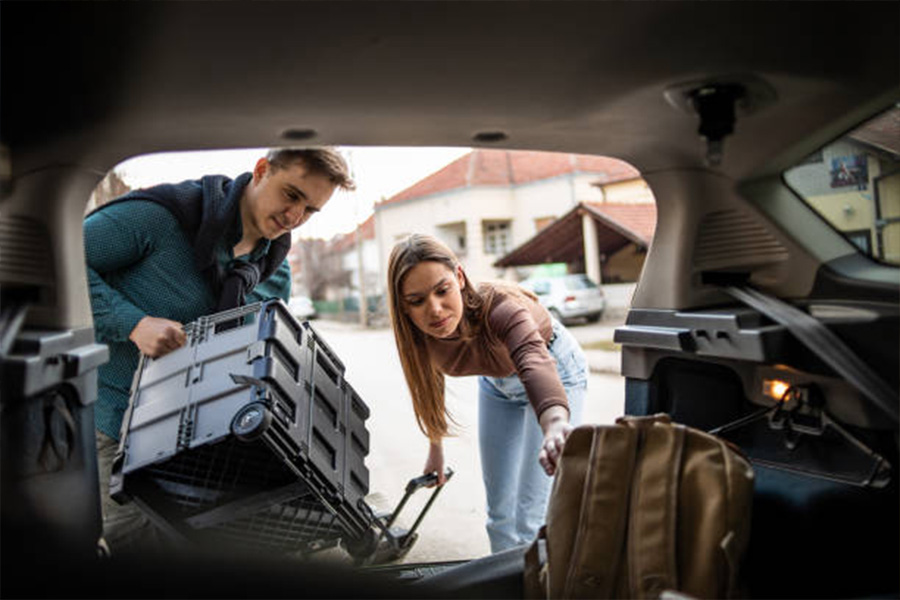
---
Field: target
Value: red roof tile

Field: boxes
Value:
[377,150,639,208]
[328,213,375,254]
[585,202,657,244]
[849,107,900,156]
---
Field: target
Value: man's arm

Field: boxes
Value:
[86,202,189,357]
[84,200,187,342]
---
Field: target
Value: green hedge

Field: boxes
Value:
[313,295,383,314]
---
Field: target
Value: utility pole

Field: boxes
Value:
[357,221,367,327]
[345,148,367,328]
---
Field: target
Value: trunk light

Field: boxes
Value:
[763,379,791,402]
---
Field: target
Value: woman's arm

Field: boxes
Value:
[538,405,574,476]
[490,299,574,475]
[423,439,448,486]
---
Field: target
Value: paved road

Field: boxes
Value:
[309,319,626,564]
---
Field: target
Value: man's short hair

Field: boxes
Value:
[266,147,356,191]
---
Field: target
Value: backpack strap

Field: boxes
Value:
[559,426,639,598]
[523,528,548,599]
[626,419,685,598]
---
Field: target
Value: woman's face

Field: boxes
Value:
[400,260,466,339]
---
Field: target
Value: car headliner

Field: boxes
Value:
[3,1,898,183]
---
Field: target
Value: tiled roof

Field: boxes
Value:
[377,149,640,208]
[585,202,657,244]
[328,213,375,254]
[494,201,656,267]
[849,108,900,156]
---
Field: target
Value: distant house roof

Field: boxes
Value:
[849,108,900,157]
[328,213,375,254]
[376,149,640,208]
[494,202,657,267]
[585,202,657,244]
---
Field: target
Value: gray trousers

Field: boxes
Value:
[96,430,168,556]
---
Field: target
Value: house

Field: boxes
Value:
[289,214,381,320]
[374,149,652,286]
[785,108,900,263]
[495,201,658,284]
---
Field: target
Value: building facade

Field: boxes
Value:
[374,149,649,286]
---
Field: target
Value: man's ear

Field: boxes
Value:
[252,157,270,183]
[456,264,466,290]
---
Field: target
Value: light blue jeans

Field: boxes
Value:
[478,318,588,553]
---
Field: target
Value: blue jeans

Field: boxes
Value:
[478,318,588,553]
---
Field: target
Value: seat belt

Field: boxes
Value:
[724,286,899,425]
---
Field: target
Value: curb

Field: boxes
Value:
[589,364,622,376]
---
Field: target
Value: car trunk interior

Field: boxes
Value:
[2,2,898,597]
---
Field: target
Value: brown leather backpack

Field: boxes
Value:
[524,414,755,599]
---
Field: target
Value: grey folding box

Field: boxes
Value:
[110,300,371,554]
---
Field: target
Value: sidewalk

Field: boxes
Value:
[314,317,624,376]
[584,348,621,375]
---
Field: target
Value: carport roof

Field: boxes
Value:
[494,202,657,267]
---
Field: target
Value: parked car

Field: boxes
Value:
[2,2,897,599]
[288,295,318,321]
[520,274,605,324]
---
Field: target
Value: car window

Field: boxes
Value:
[565,275,598,291]
[784,104,900,265]
[531,280,551,295]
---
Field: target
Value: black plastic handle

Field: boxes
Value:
[406,467,454,493]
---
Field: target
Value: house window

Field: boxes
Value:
[844,229,872,254]
[437,222,467,256]
[483,221,512,255]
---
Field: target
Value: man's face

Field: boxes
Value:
[245,158,337,240]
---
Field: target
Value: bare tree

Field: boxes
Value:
[86,170,131,213]
[291,238,333,301]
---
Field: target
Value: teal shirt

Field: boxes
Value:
[84,200,291,440]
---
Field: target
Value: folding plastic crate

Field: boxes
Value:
[110,300,372,554]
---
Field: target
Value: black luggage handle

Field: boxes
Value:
[361,468,454,564]
[406,468,454,493]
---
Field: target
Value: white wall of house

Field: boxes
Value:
[375,174,613,286]
[602,178,654,203]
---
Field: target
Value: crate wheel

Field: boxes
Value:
[342,528,379,560]
[231,402,272,441]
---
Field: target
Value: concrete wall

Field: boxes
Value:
[604,244,646,283]
[603,178,654,204]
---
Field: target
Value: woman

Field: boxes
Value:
[387,234,588,553]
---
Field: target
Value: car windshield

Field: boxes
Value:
[783,104,900,265]
[565,275,598,290]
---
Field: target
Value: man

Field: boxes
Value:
[84,147,354,554]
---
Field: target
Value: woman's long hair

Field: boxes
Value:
[387,234,485,441]
[388,234,540,441]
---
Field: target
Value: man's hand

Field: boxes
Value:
[538,406,574,477]
[423,440,447,487]
[129,316,187,358]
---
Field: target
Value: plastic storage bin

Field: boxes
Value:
[110,300,371,554]
[1,308,108,560]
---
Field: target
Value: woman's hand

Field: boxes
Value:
[129,316,187,358]
[423,440,447,486]
[538,406,574,476]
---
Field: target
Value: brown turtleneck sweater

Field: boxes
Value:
[424,286,569,418]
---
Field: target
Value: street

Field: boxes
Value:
[309,319,625,564]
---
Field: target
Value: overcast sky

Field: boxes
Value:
[114,146,471,240]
